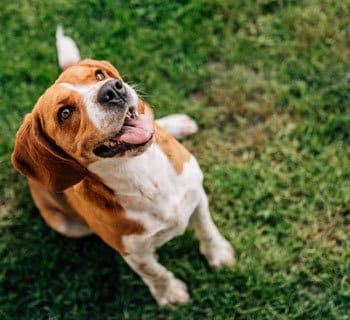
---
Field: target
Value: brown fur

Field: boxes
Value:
[29,174,146,254]
[12,111,87,192]
[66,175,146,255]
[29,179,90,238]
[12,62,127,191]
[155,123,191,174]
[12,59,190,255]
[56,59,121,84]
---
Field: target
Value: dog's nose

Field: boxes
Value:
[97,79,126,105]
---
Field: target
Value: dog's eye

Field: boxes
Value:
[95,70,106,81]
[58,106,75,123]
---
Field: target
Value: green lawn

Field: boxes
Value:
[1,0,350,319]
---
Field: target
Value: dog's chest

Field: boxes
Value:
[88,144,203,237]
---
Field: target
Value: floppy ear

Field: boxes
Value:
[12,113,87,192]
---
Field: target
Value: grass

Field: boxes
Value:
[1,0,350,319]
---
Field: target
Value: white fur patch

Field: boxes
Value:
[88,143,202,248]
[56,25,81,70]
[59,81,138,131]
[156,114,198,139]
[60,82,106,129]
[87,134,234,306]
[123,82,138,110]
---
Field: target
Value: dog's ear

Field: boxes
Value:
[12,113,87,192]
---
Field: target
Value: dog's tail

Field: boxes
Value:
[56,25,81,71]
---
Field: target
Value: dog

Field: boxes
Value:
[11,27,234,306]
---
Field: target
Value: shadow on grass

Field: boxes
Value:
[1,187,240,319]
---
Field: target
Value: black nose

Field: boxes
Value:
[97,79,126,105]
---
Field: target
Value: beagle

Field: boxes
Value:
[12,36,234,308]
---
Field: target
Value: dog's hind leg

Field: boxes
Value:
[137,99,198,139]
[156,114,198,139]
[29,180,92,238]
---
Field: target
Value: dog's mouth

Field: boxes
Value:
[93,108,154,158]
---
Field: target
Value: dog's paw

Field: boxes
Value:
[153,277,190,307]
[200,238,235,270]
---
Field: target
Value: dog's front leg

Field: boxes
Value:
[124,252,190,306]
[190,189,235,269]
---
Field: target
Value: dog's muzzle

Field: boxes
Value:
[97,79,127,107]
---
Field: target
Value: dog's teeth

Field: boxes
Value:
[105,140,117,148]
[110,140,118,147]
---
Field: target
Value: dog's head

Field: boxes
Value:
[12,59,154,192]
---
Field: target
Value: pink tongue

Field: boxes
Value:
[118,114,154,144]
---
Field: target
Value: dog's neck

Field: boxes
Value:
[87,143,178,209]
